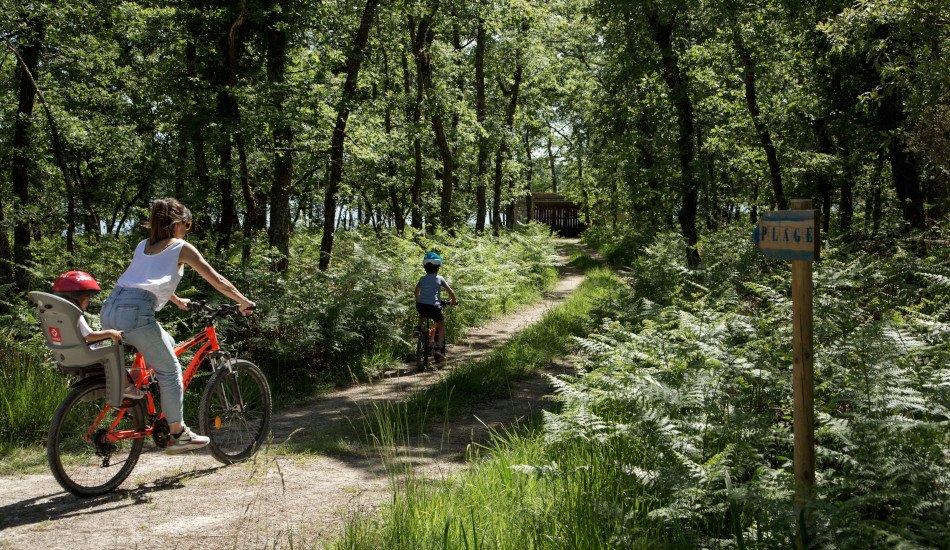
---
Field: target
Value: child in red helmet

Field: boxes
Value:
[52,271,143,400]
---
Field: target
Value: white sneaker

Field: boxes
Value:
[165,425,210,455]
[123,384,144,400]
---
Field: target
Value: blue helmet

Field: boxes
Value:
[423,251,443,266]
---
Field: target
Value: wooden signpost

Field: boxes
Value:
[754,199,818,548]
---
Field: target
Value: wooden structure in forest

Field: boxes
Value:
[527,192,584,236]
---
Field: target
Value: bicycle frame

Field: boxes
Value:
[91,324,222,443]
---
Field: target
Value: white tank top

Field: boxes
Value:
[115,239,186,310]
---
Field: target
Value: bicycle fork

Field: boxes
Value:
[209,351,246,416]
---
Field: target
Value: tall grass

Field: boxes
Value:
[357,265,622,444]
[0,343,68,454]
[340,427,684,549]
[338,267,629,548]
[0,225,558,455]
[339,221,950,549]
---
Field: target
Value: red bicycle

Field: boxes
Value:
[46,302,272,497]
[415,300,452,372]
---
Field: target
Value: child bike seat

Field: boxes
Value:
[28,291,126,407]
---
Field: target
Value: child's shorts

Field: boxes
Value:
[415,302,444,322]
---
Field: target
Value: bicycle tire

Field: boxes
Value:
[416,331,426,371]
[198,359,272,464]
[424,335,432,369]
[47,377,146,497]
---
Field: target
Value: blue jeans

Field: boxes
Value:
[101,287,184,425]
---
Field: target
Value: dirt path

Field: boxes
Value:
[0,241,585,549]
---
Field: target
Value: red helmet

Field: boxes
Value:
[52,271,102,295]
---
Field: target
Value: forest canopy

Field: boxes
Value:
[1,0,948,287]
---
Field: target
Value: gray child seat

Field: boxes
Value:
[29,291,126,407]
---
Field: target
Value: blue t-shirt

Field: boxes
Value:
[416,274,448,306]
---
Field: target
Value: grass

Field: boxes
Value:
[335,266,630,548]
[338,426,680,549]
[0,345,69,456]
[366,267,620,440]
[0,227,560,466]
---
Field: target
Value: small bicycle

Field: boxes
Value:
[415,300,452,372]
[45,302,272,497]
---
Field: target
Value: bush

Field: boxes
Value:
[344,220,950,548]
[544,221,950,546]
[0,224,558,450]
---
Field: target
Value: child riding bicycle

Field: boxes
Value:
[414,251,457,362]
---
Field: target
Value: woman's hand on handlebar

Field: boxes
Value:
[174,297,192,311]
[239,300,256,315]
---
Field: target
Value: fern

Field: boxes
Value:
[538,224,950,547]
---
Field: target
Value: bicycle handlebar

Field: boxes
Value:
[187,300,255,323]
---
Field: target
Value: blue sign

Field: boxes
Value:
[753,210,820,261]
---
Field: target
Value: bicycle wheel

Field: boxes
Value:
[47,377,146,497]
[415,331,426,371]
[424,336,432,369]
[199,359,272,464]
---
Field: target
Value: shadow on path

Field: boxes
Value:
[0,464,222,531]
[270,239,584,456]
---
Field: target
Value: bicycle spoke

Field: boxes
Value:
[48,381,145,496]
[200,360,271,463]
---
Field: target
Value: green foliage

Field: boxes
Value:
[0,225,557,453]
[338,265,628,549]
[547,223,950,546]
[229,224,557,386]
[342,222,949,548]
[0,343,68,453]
[355,266,622,447]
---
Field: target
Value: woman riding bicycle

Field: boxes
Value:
[101,198,255,454]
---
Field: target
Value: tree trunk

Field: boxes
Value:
[475,18,488,233]
[870,153,884,234]
[732,23,786,210]
[114,152,153,238]
[215,1,248,254]
[648,10,700,267]
[382,45,405,234]
[185,41,213,240]
[523,130,534,221]
[0,192,11,285]
[319,0,379,270]
[402,45,423,230]
[749,179,759,224]
[889,138,925,230]
[838,150,854,234]
[76,157,100,235]
[546,133,558,194]
[216,141,237,252]
[409,1,454,230]
[237,137,258,264]
[432,115,454,229]
[578,140,590,224]
[812,119,834,234]
[7,27,81,261]
[501,62,524,230]
[10,19,44,289]
[267,0,293,271]
[492,149,503,235]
